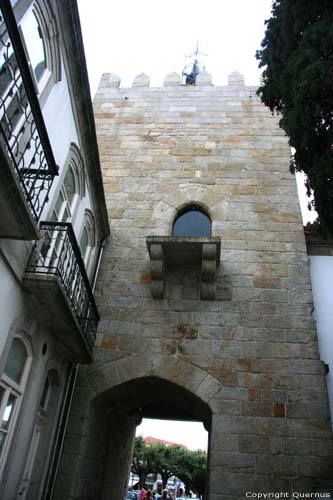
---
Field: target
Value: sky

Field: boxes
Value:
[77,0,274,95]
[76,0,315,451]
[136,418,208,451]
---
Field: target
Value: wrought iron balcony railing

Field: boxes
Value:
[26,221,99,353]
[0,1,58,223]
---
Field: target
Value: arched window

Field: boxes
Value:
[51,144,85,222]
[19,0,61,93]
[0,1,60,146]
[172,205,212,237]
[0,335,32,472]
[21,9,47,84]
[79,210,96,270]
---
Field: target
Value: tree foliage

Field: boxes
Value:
[131,436,207,494]
[131,436,153,488]
[256,0,333,232]
[149,442,184,488]
[173,449,207,497]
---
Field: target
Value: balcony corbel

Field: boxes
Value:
[146,236,221,300]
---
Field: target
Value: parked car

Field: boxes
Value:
[126,491,140,500]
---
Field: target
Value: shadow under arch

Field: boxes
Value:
[94,375,212,431]
[91,375,213,500]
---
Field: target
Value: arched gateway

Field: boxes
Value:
[95,374,213,500]
[54,74,333,499]
[55,361,218,500]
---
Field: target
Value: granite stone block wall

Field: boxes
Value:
[56,74,333,500]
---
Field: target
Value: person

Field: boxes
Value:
[159,489,172,499]
[140,488,146,500]
[176,487,186,500]
[153,490,159,500]
[145,490,153,499]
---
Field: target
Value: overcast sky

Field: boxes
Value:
[76,0,314,451]
[77,0,274,95]
[136,418,208,451]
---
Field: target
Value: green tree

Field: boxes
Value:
[256,0,333,232]
[131,436,152,488]
[131,438,207,494]
[174,449,207,497]
[149,442,184,488]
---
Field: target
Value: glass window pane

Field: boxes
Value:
[53,191,70,221]
[4,339,28,385]
[1,393,17,430]
[0,430,7,455]
[0,387,5,408]
[80,228,89,258]
[0,52,17,97]
[173,210,211,237]
[64,168,76,208]
[0,89,27,140]
[39,378,50,410]
[54,192,64,219]
[21,11,46,82]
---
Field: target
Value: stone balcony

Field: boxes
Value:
[146,236,221,300]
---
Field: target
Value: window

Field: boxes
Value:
[19,0,61,93]
[172,205,212,237]
[0,336,32,472]
[80,227,89,259]
[20,9,47,85]
[0,44,29,141]
[80,210,96,273]
[0,0,60,121]
[51,144,85,223]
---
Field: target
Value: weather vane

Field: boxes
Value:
[182,42,208,85]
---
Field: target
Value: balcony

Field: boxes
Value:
[0,2,58,239]
[24,222,99,363]
[146,236,221,300]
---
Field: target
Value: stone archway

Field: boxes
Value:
[94,375,213,500]
[87,354,223,409]
[54,358,223,500]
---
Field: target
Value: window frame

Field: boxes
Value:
[79,209,97,276]
[0,0,61,170]
[17,0,61,101]
[172,204,212,238]
[18,6,50,95]
[0,335,32,475]
[49,143,86,225]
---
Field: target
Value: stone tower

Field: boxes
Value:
[55,71,333,500]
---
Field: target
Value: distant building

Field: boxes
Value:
[144,436,188,449]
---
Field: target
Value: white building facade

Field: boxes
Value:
[306,232,333,427]
[0,1,109,498]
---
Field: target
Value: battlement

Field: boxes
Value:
[98,70,259,90]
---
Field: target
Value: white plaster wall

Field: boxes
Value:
[309,255,333,425]
[39,60,96,248]
[40,59,80,219]
[0,256,25,355]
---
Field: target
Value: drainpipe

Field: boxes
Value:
[92,238,107,292]
[42,239,107,499]
[43,363,78,500]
